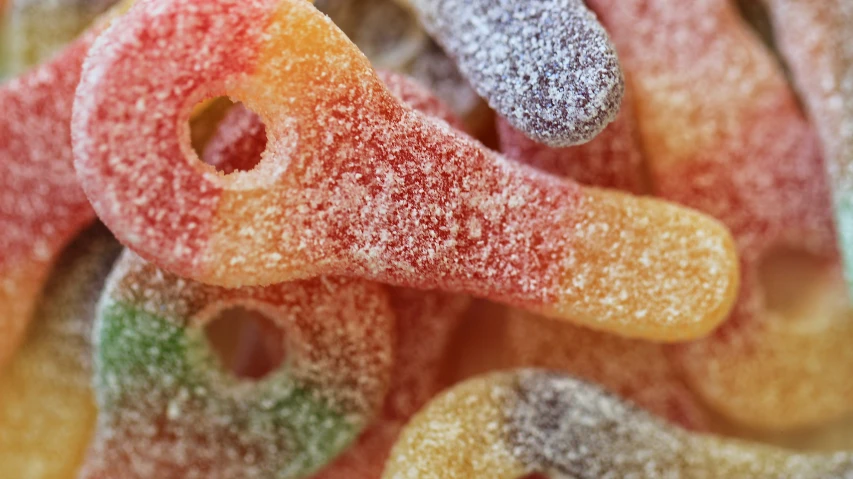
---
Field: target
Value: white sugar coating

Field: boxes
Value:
[763,0,853,191]
[315,0,428,71]
[3,0,117,74]
[587,0,849,429]
[585,0,788,175]
[406,0,624,146]
[82,251,396,478]
[496,85,647,193]
[0,28,100,370]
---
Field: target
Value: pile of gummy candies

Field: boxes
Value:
[1,0,853,477]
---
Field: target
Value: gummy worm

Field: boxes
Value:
[73,0,740,341]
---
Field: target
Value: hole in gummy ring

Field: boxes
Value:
[190,97,268,175]
[204,306,286,381]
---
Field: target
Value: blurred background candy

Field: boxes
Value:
[1,0,118,74]
[383,370,853,479]
[0,225,119,479]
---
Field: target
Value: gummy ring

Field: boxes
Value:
[587,0,851,429]
[200,72,468,478]
[197,70,469,478]
[201,69,465,175]
[383,370,853,478]
[74,0,739,342]
[80,252,395,478]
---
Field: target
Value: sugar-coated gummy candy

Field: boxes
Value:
[762,0,853,297]
[1,0,117,74]
[79,252,395,479]
[73,0,740,341]
[202,71,471,478]
[400,0,624,147]
[504,310,709,431]
[586,0,849,430]
[382,370,853,479]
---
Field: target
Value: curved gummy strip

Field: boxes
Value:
[80,252,395,478]
[762,0,853,296]
[587,0,847,428]
[504,310,709,430]
[0,225,120,478]
[382,370,853,478]
[402,0,624,147]
[74,0,738,341]
[3,0,118,74]
[0,1,131,370]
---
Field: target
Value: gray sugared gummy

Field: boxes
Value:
[407,0,624,147]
